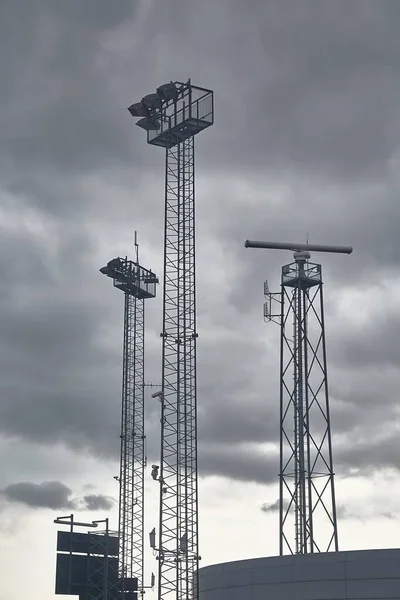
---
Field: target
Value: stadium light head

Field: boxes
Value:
[156,82,178,101]
[128,101,148,118]
[142,93,162,110]
[136,117,159,131]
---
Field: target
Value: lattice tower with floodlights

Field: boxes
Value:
[245,240,352,555]
[100,244,158,598]
[128,80,214,600]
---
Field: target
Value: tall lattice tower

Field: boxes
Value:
[128,81,214,600]
[245,239,352,555]
[100,248,158,598]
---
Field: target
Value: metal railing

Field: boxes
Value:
[282,262,322,285]
[148,91,213,142]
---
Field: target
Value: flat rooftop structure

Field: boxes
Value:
[198,549,400,600]
[100,257,158,299]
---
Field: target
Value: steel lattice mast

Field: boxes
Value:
[100,253,158,598]
[245,240,352,555]
[128,81,213,600]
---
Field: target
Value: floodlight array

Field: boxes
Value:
[127,81,181,132]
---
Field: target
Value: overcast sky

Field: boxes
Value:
[2,1,400,599]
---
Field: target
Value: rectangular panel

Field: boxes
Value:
[57,531,119,556]
[57,531,90,554]
[55,553,87,595]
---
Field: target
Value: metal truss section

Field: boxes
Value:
[279,258,338,555]
[263,279,281,324]
[159,135,198,600]
[100,256,157,599]
[88,529,119,600]
[119,293,145,593]
[127,79,213,600]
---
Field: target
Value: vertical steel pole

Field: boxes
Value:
[320,284,339,552]
[159,136,198,600]
[279,259,338,554]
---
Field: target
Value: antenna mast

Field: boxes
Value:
[134,230,139,264]
[245,239,352,555]
[128,80,214,600]
[100,252,158,597]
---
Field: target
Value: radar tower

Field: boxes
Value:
[245,239,352,555]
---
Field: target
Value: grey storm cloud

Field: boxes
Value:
[146,0,400,180]
[2,0,138,175]
[0,481,115,511]
[261,499,289,514]
[329,307,400,370]
[200,443,277,485]
[1,481,72,510]
[80,494,116,512]
[261,501,397,520]
[1,0,400,490]
[336,503,397,522]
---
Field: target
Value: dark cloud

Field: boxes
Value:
[1,480,115,511]
[336,503,396,522]
[0,0,399,493]
[199,443,276,485]
[80,494,115,512]
[1,0,137,174]
[336,504,365,522]
[261,499,289,514]
[330,309,400,370]
[144,1,400,180]
[336,431,400,476]
[261,501,397,521]
[1,481,74,510]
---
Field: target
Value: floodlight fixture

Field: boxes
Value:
[142,93,162,110]
[136,117,159,131]
[128,78,214,600]
[156,82,178,101]
[128,101,148,118]
[100,247,158,593]
[151,465,159,480]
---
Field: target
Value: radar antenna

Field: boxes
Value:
[245,238,352,555]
